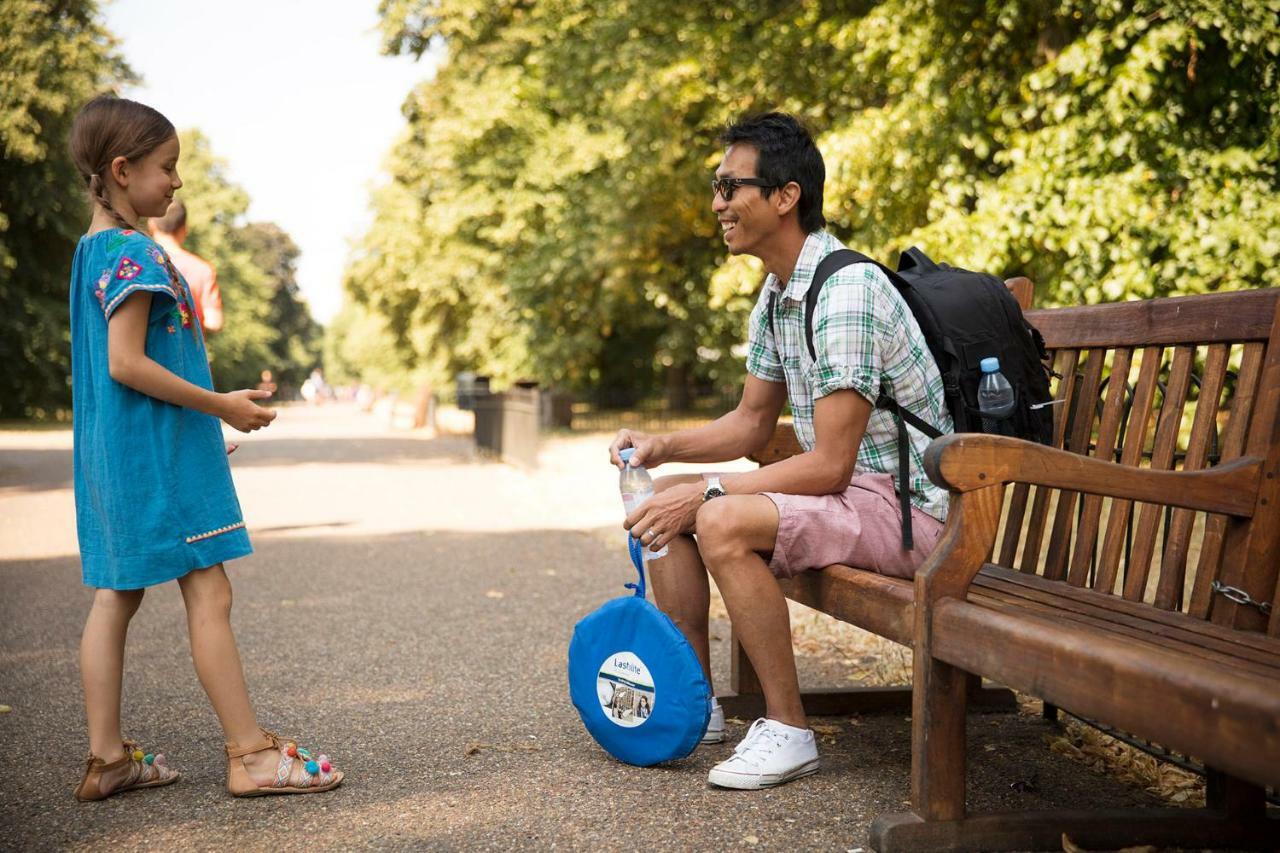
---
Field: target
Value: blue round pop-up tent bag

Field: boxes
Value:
[568,537,711,766]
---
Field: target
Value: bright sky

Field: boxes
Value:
[105,0,440,323]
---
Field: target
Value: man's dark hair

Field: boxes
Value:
[151,199,187,234]
[719,112,826,233]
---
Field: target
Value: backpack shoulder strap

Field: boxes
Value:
[804,249,905,360]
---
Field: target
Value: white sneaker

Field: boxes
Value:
[706,718,819,790]
[701,701,725,744]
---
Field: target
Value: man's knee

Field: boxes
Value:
[695,498,752,568]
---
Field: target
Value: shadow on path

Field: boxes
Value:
[0,526,1164,850]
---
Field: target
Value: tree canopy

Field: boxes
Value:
[0,0,319,416]
[347,0,1280,399]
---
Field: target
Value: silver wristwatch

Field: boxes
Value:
[702,476,726,502]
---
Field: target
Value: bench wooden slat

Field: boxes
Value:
[969,590,1280,679]
[1068,347,1132,588]
[971,568,1280,671]
[1156,343,1231,610]
[1044,348,1106,581]
[1018,348,1079,574]
[932,596,1280,789]
[1123,346,1196,601]
[1190,343,1267,617]
[777,565,914,645]
[1096,346,1164,594]
[1027,289,1280,349]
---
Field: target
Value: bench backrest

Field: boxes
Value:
[999,289,1280,635]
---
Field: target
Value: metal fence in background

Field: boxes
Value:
[565,390,740,434]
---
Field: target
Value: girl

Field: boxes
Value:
[67,94,343,800]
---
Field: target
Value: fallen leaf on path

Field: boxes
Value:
[485,590,504,599]
[0,705,10,713]
[742,835,759,846]
[811,724,842,735]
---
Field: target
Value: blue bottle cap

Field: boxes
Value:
[619,448,635,464]
[980,357,1001,373]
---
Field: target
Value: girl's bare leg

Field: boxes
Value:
[80,587,145,761]
[177,563,320,786]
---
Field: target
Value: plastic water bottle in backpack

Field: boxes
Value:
[978,357,1016,435]
[619,448,668,559]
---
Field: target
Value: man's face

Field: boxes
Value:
[713,143,777,257]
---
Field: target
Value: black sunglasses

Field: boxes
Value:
[710,177,777,201]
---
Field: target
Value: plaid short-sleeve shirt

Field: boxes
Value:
[745,230,952,521]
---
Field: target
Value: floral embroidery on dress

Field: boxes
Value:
[95,270,110,310]
[146,246,166,266]
[176,302,193,329]
[115,257,142,281]
[166,324,176,334]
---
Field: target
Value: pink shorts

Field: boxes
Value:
[762,472,945,580]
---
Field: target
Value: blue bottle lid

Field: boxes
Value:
[980,357,1001,373]
[619,448,635,464]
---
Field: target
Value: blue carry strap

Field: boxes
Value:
[626,535,647,599]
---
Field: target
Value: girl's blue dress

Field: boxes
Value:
[70,228,252,589]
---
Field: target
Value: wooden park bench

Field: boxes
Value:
[721,282,1280,850]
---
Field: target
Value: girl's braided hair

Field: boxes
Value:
[68,94,175,231]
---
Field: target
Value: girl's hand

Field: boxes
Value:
[218,389,277,433]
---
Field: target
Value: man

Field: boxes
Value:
[149,200,223,333]
[610,112,953,790]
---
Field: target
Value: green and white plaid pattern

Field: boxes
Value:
[745,230,952,521]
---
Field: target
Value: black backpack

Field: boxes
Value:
[768,246,1054,549]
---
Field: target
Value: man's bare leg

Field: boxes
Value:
[649,475,714,683]
[694,495,805,728]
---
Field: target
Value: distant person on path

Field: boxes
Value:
[66,94,344,802]
[610,113,952,790]
[148,199,223,334]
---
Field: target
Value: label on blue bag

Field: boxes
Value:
[597,651,655,727]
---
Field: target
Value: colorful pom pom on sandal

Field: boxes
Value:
[225,728,343,797]
[74,739,179,801]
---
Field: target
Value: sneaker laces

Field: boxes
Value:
[729,718,790,768]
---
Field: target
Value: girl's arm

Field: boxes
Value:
[107,291,276,432]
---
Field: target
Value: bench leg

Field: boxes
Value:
[910,654,968,822]
[869,720,1277,851]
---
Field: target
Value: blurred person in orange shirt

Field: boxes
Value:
[149,200,223,333]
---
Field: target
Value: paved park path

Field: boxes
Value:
[0,404,1162,850]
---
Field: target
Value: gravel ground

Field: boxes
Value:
[0,404,1166,851]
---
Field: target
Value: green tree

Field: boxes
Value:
[236,221,323,393]
[347,0,1279,401]
[0,0,129,417]
[175,129,318,393]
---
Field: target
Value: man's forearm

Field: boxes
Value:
[720,449,852,498]
[661,407,774,464]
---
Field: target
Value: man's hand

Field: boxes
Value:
[218,389,277,433]
[609,428,668,469]
[624,481,703,552]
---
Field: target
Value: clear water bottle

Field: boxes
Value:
[619,448,668,558]
[978,357,1016,434]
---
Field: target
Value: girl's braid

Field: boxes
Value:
[88,174,136,231]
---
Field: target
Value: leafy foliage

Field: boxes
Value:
[174,130,321,394]
[0,2,320,415]
[0,0,129,417]
[349,0,1280,398]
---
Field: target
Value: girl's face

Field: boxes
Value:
[118,135,182,219]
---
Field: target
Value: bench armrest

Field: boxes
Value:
[924,433,1262,518]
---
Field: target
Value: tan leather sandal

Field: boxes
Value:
[75,739,179,801]
[225,727,343,797]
